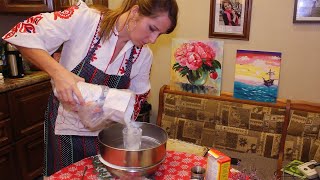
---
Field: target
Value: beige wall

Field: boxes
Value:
[136,0,320,124]
[1,0,320,124]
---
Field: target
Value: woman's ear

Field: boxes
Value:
[130,5,139,18]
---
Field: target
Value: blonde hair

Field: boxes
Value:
[91,0,178,42]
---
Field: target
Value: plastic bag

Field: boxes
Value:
[53,81,135,133]
[76,100,116,131]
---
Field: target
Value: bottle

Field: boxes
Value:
[0,73,4,84]
[22,56,32,75]
[0,42,4,73]
[5,43,24,78]
[1,42,9,77]
[0,47,3,73]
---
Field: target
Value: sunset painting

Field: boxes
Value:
[234,50,282,103]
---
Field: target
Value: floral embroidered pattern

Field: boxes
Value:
[133,90,150,120]
[132,47,142,63]
[3,14,43,39]
[90,44,101,62]
[54,5,79,20]
[118,66,126,74]
[88,16,102,62]
[118,46,143,75]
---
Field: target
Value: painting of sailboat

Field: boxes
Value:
[234,50,282,103]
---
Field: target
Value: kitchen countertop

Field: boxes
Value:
[0,71,51,93]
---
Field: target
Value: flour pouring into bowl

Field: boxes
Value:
[52,81,136,136]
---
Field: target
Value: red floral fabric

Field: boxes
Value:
[3,4,79,40]
[54,5,79,20]
[49,157,95,180]
[154,151,206,180]
[50,151,206,180]
[3,14,43,39]
[49,150,245,180]
[133,90,150,120]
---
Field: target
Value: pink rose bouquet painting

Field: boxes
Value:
[170,39,224,95]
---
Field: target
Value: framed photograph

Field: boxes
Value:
[209,0,252,40]
[293,0,320,23]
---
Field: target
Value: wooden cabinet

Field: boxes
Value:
[0,93,17,179]
[54,0,108,11]
[0,93,9,120]
[0,93,12,148]
[0,0,54,13]
[16,130,44,180]
[0,80,51,180]
[0,0,108,13]
[8,81,51,140]
[0,145,17,180]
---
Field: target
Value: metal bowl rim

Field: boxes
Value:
[97,154,166,171]
[98,122,168,151]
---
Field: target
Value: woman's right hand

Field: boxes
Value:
[52,69,85,105]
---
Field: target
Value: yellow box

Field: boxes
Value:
[205,149,231,180]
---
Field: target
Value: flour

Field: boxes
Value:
[123,117,142,150]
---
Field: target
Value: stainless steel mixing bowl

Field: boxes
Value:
[98,122,168,178]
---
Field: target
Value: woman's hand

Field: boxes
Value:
[52,69,85,105]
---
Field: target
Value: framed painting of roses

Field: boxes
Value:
[170,39,224,96]
[209,0,252,40]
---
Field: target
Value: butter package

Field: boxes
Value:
[205,149,231,180]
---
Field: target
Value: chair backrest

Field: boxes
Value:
[283,100,320,162]
[157,85,288,159]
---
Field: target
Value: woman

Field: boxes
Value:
[221,0,239,26]
[2,0,178,177]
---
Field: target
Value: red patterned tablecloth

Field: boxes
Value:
[154,151,206,179]
[49,151,248,180]
[49,151,206,180]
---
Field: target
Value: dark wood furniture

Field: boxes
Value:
[0,92,16,180]
[0,0,108,13]
[54,0,108,11]
[0,0,54,13]
[0,80,51,180]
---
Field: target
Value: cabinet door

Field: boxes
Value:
[0,145,18,180]
[54,0,108,11]
[0,0,54,13]
[8,81,51,140]
[0,119,13,148]
[16,130,43,180]
[0,93,9,120]
[0,93,12,148]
